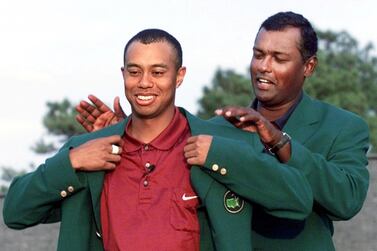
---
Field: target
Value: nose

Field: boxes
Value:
[138,73,153,88]
[257,57,272,73]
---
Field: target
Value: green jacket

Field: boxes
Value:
[201,93,369,251]
[3,94,369,251]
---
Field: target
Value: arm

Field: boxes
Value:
[190,135,313,220]
[3,135,123,229]
[185,112,369,221]
[184,107,312,219]
[287,117,369,220]
[3,145,83,229]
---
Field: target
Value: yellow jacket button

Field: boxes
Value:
[212,164,219,172]
[60,190,67,198]
[220,168,227,175]
[67,186,74,193]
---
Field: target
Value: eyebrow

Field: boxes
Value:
[126,63,169,69]
[253,47,289,57]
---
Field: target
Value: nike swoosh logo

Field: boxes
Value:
[182,193,198,201]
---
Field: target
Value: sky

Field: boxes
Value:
[0,0,376,171]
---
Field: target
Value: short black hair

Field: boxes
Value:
[123,28,183,69]
[259,11,318,61]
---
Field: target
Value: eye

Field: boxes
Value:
[253,52,264,60]
[274,57,288,63]
[128,69,141,76]
[152,70,164,77]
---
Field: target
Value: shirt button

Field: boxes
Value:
[145,162,151,168]
[144,145,149,151]
[60,190,67,198]
[212,164,219,172]
[220,168,227,176]
[143,180,149,187]
[67,186,74,193]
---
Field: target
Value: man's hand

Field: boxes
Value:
[75,95,126,132]
[69,135,124,171]
[216,106,291,162]
[215,106,282,146]
[184,135,213,166]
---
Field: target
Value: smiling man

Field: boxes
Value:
[72,12,369,251]
[3,28,314,251]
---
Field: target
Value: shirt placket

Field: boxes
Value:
[138,143,155,205]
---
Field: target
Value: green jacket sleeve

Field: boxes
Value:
[3,142,85,229]
[287,117,369,220]
[203,135,313,220]
[203,114,369,222]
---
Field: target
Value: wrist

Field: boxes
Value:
[267,132,291,154]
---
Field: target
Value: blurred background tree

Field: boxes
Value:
[31,99,86,154]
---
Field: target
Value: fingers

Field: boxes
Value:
[69,135,124,171]
[104,135,124,149]
[75,114,94,132]
[76,100,101,123]
[215,106,253,119]
[183,135,212,166]
[88,94,112,113]
[215,106,260,132]
[113,96,127,119]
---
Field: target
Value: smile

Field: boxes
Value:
[257,77,273,84]
[137,95,154,101]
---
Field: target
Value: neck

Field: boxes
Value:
[257,93,301,121]
[128,107,176,143]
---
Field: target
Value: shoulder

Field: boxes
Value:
[312,98,368,129]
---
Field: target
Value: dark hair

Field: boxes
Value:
[259,11,318,61]
[123,28,183,69]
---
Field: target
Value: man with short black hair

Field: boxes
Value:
[74,12,369,250]
[4,27,313,251]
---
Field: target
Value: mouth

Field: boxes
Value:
[255,77,275,90]
[135,94,157,105]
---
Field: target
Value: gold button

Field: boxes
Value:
[212,164,219,172]
[67,186,74,193]
[60,190,67,197]
[220,168,227,175]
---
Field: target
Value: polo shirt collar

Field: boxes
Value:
[124,107,188,152]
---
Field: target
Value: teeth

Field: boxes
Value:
[258,78,269,83]
[137,95,153,101]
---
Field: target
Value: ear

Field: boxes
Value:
[303,56,317,77]
[176,66,186,88]
[121,66,125,80]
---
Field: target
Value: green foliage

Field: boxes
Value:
[197,68,253,119]
[43,99,86,138]
[1,166,26,182]
[305,30,377,151]
[32,99,86,154]
[0,166,27,195]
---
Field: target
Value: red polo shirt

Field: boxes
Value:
[100,108,200,251]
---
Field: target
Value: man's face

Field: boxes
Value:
[122,41,186,120]
[250,27,315,107]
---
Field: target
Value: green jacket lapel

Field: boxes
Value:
[284,93,321,145]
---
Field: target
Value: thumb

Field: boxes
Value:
[113,96,127,119]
